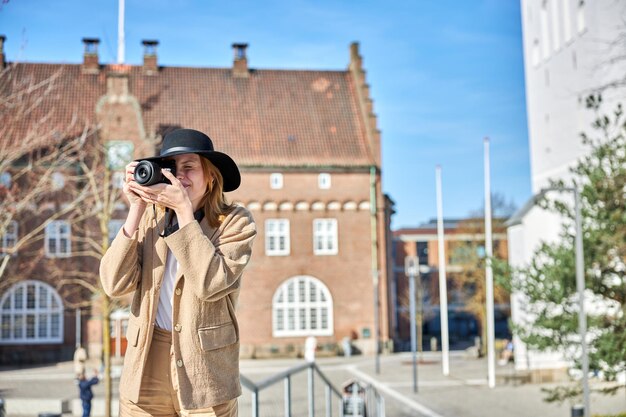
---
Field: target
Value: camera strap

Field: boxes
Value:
[153,205,168,238]
[155,205,205,238]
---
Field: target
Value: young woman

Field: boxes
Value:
[100,129,256,417]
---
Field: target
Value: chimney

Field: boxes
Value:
[142,39,159,75]
[82,38,100,74]
[232,43,249,78]
[0,35,6,69]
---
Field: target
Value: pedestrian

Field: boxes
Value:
[100,129,257,417]
[304,336,317,362]
[77,369,99,417]
[73,345,87,376]
[498,339,514,365]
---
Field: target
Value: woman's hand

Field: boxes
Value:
[120,161,148,237]
[123,161,147,208]
[127,169,194,225]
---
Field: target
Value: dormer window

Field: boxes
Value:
[270,173,283,189]
[318,173,331,189]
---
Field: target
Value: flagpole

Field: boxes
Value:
[118,0,125,64]
[484,137,496,388]
[435,165,450,376]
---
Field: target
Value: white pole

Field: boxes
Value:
[75,308,81,349]
[573,188,590,417]
[409,267,418,393]
[484,137,496,388]
[435,165,450,376]
[117,0,125,64]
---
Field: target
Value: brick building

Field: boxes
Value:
[0,37,394,363]
[391,218,510,351]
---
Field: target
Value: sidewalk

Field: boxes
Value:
[0,352,624,417]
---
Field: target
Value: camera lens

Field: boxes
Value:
[134,160,158,185]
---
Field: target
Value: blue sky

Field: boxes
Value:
[0,0,531,229]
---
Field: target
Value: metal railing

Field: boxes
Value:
[240,362,385,417]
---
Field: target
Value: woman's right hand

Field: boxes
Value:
[123,161,148,208]
[120,161,148,238]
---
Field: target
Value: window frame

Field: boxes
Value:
[272,275,334,337]
[313,218,338,255]
[0,280,64,345]
[1,220,18,256]
[318,173,331,189]
[265,219,290,256]
[270,173,283,190]
[45,220,72,258]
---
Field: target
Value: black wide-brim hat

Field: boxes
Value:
[143,129,241,192]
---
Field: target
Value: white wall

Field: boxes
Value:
[520,0,626,193]
[511,0,626,372]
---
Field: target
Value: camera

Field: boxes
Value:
[133,159,177,186]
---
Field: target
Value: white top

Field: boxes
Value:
[155,249,178,331]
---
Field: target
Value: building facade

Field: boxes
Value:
[0,37,393,363]
[392,218,510,352]
[508,0,626,375]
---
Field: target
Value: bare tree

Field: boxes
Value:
[1,62,128,417]
[49,132,130,417]
[0,64,91,281]
[448,217,511,356]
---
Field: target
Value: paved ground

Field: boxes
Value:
[0,351,624,417]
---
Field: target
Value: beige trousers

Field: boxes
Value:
[119,327,238,417]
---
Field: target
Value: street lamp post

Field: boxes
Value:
[536,187,589,417]
[405,256,419,393]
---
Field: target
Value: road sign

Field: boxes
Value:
[405,256,419,276]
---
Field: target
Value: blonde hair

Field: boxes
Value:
[199,157,234,227]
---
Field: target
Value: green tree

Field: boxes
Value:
[510,95,626,402]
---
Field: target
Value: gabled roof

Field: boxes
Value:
[5,62,376,168]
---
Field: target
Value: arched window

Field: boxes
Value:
[272,276,333,337]
[0,280,64,344]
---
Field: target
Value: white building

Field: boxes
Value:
[508,0,626,377]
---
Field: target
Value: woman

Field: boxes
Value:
[100,128,256,417]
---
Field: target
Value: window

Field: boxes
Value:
[416,241,429,265]
[51,172,65,191]
[270,173,283,189]
[540,1,550,59]
[562,0,572,42]
[577,1,586,33]
[532,39,541,67]
[112,171,125,189]
[1,221,18,256]
[106,141,134,170]
[318,173,331,189]
[108,219,125,243]
[0,172,11,189]
[313,219,338,255]
[550,0,560,51]
[45,220,71,257]
[0,280,64,344]
[265,219,290,256]
[272,276,333,337]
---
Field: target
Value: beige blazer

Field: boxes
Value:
[99,204,256,409]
